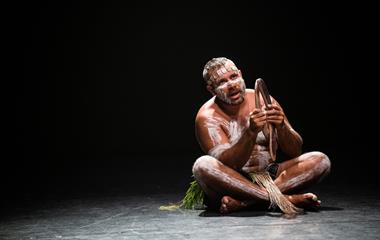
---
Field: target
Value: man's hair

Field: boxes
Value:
[202,57,237,84]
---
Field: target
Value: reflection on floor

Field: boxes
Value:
[1,183,379,240]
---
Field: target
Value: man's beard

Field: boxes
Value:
[215,78,246,105]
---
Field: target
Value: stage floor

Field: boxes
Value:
[1,183,379,240]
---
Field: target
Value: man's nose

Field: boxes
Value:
[227,81,236,88]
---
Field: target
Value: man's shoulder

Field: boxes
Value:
[195,98,220,123]
[245,88,255,96]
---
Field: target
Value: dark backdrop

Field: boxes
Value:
[8,2,377,200]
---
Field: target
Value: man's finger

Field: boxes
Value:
[253,114,267,122]
[265,109,283,116]
[251,112,265,118]
[250,108,262,115]
[267,116,283,120]
[268,120,283,125]
[270,104,282,111]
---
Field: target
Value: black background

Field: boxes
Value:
[7,2,378,201]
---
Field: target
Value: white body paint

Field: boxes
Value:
[192,156,268,199]
[205,116,249,159]
[280,151,331,190]
[204,116,274,171]
[208,64,238,82]
[281,171,315,190]
[204,117,225,146]
[214,78,246,105]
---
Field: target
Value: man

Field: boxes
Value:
[192,57,331,214]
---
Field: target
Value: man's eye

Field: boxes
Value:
[231,75,238,79]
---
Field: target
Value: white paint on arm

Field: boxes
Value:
[204,117,248,159]
[204,117,227,146]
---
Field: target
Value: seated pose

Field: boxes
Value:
[193,57,331,214]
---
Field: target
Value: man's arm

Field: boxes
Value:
[276,115,303,157]
[266,98,303,158]
[195,111,265,170]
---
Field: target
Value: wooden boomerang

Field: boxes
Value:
[254,78,276,161]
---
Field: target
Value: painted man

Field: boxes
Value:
[192,57,331,214]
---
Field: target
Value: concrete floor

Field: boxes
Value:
[1,183,379,240]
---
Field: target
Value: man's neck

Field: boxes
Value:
[215,97,246,118]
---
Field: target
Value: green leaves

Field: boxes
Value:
[180,179,205,210]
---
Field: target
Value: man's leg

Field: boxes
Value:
[275,151,331,193]
[192,155,269,213]
[273,151,331,208]
[193,152,330,213]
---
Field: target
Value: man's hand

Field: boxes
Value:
[249,108,267,133]
[250,104,285,133]
[265,104,285,128]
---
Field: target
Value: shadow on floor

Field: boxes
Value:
[199,205,344,218]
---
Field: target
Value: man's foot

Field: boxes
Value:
[219,196,248,214]
[286,193,321,210]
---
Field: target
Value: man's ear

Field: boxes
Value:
[207,85,216,96]
[239,69,243,77]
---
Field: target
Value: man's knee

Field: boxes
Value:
[308,151,331,175]
[192,155,218,180]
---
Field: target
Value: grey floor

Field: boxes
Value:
[1,183,379,240]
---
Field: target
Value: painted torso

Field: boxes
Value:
[196,89,276,173]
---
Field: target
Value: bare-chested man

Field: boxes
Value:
[192,57,331,214]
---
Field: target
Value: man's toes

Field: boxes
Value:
[220,204,228,214]
[222,197,230,205]
[307,196,321,210]
[305,193,318,201]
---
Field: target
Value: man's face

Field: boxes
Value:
[209,63,246,105]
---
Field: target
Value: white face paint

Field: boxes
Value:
[214,77,246,105]
[209,64,238,82]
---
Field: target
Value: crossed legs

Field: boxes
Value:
[192,151,331,213]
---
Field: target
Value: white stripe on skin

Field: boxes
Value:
[280,152,330,190]
[214,78,246,105]
[205,116,249,159]
[209,143,232,159]
[204,117,228,146]
[242,150,271,173]
[193,156,268,200]
[281,172,314,191]
[255,151,271,170]
[214,87,231,104]
[314,152,331,182]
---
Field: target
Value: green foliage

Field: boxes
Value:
[180,179,205,210]
[159,178,205,211]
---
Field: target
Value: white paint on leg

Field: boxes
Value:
[281,171,315,190]
[280,151,331,191]
[193,156,268,200]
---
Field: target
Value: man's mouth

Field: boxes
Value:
[229,90,241,99]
